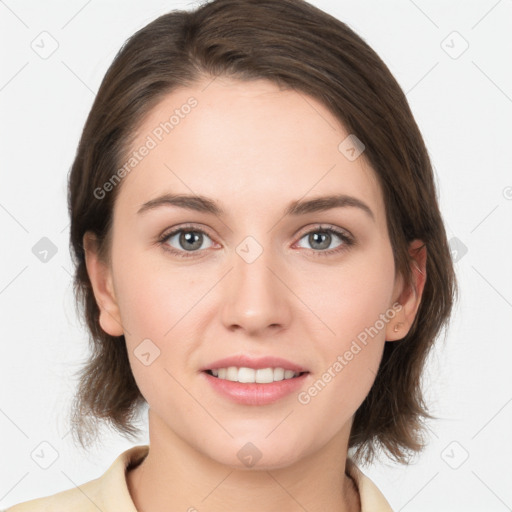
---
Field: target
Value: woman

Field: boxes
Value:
[6,0,456,510]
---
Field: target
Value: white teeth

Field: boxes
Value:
[226,366,238,381]
[209,366,300,383]
[255,368,274,383]
[284,369,295,379]
[238,367,256,383]
[273,367,285,381]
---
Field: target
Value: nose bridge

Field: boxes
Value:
[220,234,289,333]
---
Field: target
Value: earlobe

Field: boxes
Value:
[386,239,427,341]
[83,231,124,337]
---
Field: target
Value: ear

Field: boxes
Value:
[83,231,124,337]
[385,239,427,341]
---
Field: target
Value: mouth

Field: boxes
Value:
[205,366,308,383]
[201,357,310,405]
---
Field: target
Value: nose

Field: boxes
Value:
[220,242,291,337]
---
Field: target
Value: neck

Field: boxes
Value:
[127,410,360,512]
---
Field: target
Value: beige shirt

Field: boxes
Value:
[5,445,393,511]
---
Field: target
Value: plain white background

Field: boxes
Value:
[1,0,511,510]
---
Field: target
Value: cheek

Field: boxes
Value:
[113,245,192,338]
[295,276,394,441]
[307,245,396,343]
[111,246,207,393]
[299,247,396,400]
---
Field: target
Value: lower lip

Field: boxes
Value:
[203,371,308,405]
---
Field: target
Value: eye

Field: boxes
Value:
[158,223,354,259]
[295,225,354,256]
[158,224,214,258]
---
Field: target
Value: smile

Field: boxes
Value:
[206,366,303,383]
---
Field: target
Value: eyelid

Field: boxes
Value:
[294,223,353,241]
[158,222,215,240]
[157,223,217,257]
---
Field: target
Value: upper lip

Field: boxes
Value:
[201,355,308,373]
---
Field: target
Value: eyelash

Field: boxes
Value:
[157,223,355,259]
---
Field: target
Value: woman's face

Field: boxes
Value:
[90,76,412,469]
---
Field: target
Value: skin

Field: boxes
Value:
[84,76,426,512]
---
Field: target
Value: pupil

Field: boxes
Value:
[181,231,202,250]
[311,232,330,250]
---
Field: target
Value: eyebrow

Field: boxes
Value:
[137,193,375,221]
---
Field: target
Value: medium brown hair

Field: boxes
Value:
[67,0,457,465]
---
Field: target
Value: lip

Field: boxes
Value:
[200,355,309,406]
[201,355,308,373]
[202,371,308,405]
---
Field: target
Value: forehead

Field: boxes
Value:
[115,76,384,223]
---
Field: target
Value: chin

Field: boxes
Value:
[199,433,312,471]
